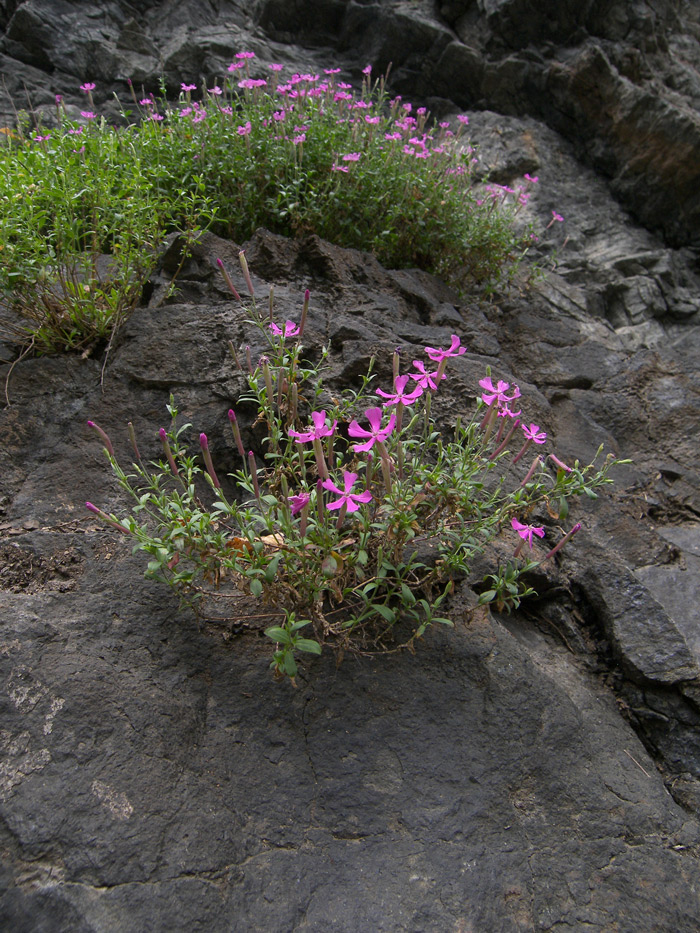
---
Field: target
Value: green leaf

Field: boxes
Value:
[321,555,338,577]
[400,583,416,606]
[295,638,322,655]
[265,626,291,644]
[250,578,263,598]
[264,553,282,582]
[478,590,497,604]
[373,604,396,623]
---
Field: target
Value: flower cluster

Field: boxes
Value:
[86,256,622,680]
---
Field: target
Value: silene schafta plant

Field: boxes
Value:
[86,253,626,682]
[1,52,556,356]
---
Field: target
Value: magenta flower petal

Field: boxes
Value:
[323,471,372,512]
[349,408,396,451]
[522,423,547,444]
[511,517,546,548]
[288,492,311,515]
[289,410,336,443]
[425,334,467,362]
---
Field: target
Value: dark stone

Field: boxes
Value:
[575,551,699,685]
[2,1,700,925]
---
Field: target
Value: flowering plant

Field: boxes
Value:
[86,255,624,681]
[1,53,559,354]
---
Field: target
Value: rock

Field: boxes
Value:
[1,543,699,931]
[2,0,700,926]
[575,551,699,685]
[636,529,700,664]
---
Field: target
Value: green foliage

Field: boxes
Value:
[1,65,543,353]
[0,118,167,352]
[87,267,626,680]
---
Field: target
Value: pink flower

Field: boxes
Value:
[479,376,521,407]
[80,82,96,92]
[322,472,372,513]
[325,67,341,75]
[269,320,300,338]
[331,164,349,172]
[348,407,396,452]
[513,423,547,464]
[522,423,547,444]
[551,210,564,222]
[362,64,372,75]
[376,375,424,407]
[288,411,337,443]
[269,63,284,71]
[288,492,311,516]
[227,62,245,71]
[80,111,96,120]
[139,98,152,106]
[457,114,469,125]
[424,334,467,363]
[149,113,163,121]
[238,78,267,89]
[293,133,306,145]
[342,152,361,162]
[511,518,545,549]
[237,121,252,136]
[409,361,445,393]
[524,173,538,184]
[208,85,222,95]
[365,115,380,124]
[181,83,197,91]
[236,51,255,59]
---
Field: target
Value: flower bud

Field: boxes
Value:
[199,433,221,488]
[216,258,242,301]
[159,427,179,475]
[87,420,114,457]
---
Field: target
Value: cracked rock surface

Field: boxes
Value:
[2,1,700,929]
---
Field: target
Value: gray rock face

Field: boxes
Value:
[2,1,700,928]
[1,227,700,930]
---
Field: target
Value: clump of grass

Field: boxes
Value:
[0,57,547,354]
[0,109,168,354]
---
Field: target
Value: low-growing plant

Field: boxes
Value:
[86,255,625,682]
[0,98,171,354]
[1,55,556,354]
